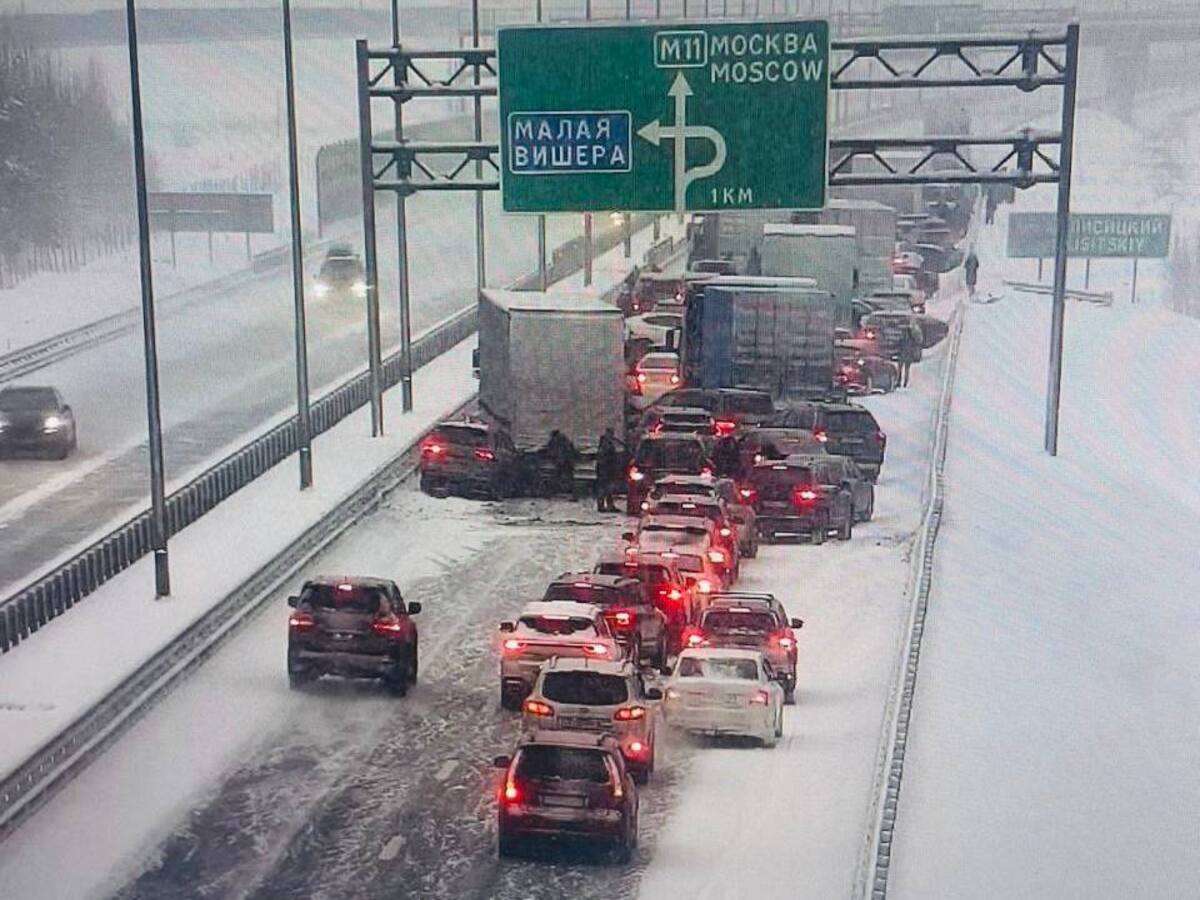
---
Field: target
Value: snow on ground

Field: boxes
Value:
[888,178,1200,897]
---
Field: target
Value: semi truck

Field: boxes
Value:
[680,276,840,400]
[816,200,898,296]
[478,288,625,454]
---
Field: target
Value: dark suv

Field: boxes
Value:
[419,421,521,499]
[653,388,775,436]
[495,730,639,861]
[286,576,421,695]
[812,404,887,482]
[0,386,77,459]
[748,457,853,544]
[542,573,669,669]
[626,433,714,515]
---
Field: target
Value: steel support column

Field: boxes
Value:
[392,0,414,411]
[356,39,385,435]
[125,0,170,597]
[472,0,487,301]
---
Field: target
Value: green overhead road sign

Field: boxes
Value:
[1007,212,1172,259]
[497,20,830,214]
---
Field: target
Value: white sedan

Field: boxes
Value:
[661,648,785,747]
[625,312,683,349]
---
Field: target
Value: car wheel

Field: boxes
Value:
[653,637,668,671]
[775,710,784,738]
[288,668,316,690]
[498,833,521,859]
[490,472,513,501]
[632,767,649,786]
[784,686,796,706]
[409,642,419,684]
[629,637,643,666]
[500,684,523,711]
[615,823,634,863]
[865,374,876,394]
[760,525,775,545]
[419,472,440,496]
[839,513,853,541]
[811,518,826,546]
[385,666,409,697]
[762,725,778,749]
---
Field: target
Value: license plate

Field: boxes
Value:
[559,717,606,731]
[542,794,586,809]
[723,695,743,708]
[329,632,355,641]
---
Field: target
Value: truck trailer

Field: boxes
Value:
[759,223,860,320]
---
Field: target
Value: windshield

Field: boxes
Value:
[643,522,707,539]
[434,426,489,447]
[0,388,56,411]
[703,611,776,634]
[638,355,678,371]
[516,616,598,637]
[514,746,611,784]
[302,583,389,614]
[824,411,879,434]
[722,393,774,415]
[635,440,705,470]
[676,656,760,680]
[543,584,621,605]
[541,672,628,705]
[673,554,705,573]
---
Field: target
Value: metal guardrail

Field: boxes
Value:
[856,300,966,900]
[0,306,476,654]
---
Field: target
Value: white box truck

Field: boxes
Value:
[759,224,860,325]
[478,288,625,455]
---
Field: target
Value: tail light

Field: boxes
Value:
[371,615,405,636]
[670,373,681,385]
[665,687,681,700]
[523,698,554,717]
[773,630,797,652]
[714,420,736,437]
[708,549,726,564]
[794,487,819,507]
[583,642,611,657]
[749,689,771,706]
[864,328,878,340]
[697,579,714,594]
[657,584,684,604]
[699,466,714,478]
[636,372,648,383]
[420,439,444,456]
[650,422,664,434]
[474,447,496,462]
[627,374,643,395]
[288,612,316,632]
[813,429,828,444]
[640,500,650,511]
[503,776,521,804]
[627,740,647,756]
[502,638,524,653]
[611,610,635,628]
[628,466,645,483]
[683,628,706,647]
[613,705,647,721]
[718,525,732,538]
[877,430,887,445]
[739,486,757,503]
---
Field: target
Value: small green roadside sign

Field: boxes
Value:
[497,20,829,213]
[1007,212,1172,259]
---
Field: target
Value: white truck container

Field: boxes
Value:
[818,199,898,295]
[759,224,860,322]
[478,288,625,453]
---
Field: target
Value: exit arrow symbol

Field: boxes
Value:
[638,73,726,211]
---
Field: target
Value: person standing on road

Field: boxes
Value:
[545,430,578,498]
[985,188,998,225]
[965,249,980,298]
[595,427,624,513]
[897,322,922,388]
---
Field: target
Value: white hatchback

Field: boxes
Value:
[661,648,784,747]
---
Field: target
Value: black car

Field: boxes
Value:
[0,386,77,459]
[748,456,854,544]
[833,345,900,395]
[313,244,366,298]
[419,421,521,499]
[542,573,669,669]
[638,406,715,440]
[860,311,924,364]
[796,453,875,522]
[626,433,714,515]
[812,404,887,482]
[652,387,776,435]
[286,576,421,695]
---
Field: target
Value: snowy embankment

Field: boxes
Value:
[888,114,1200,895]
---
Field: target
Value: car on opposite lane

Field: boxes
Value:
[661,648,785,747]
[521,657,662,782]
[495,730,639,861]
[286,576,421,695]
[313,244,366,299]
[0,385,78,459]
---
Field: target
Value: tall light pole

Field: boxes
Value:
[391,0,414,411]
[282,0,314,488]
[125,0,170,597]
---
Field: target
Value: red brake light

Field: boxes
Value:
[739,487,756,501]
[613,610,633,627]
[750,689,771,706]
[614,706,647,721]
[775,630,796,651]
[670,373,681,385]
[865,329,878,340]
[636,372,647,383]
[474,447,495,461]
[503,778,521,803]
[523,698,554,717]
[288,611,315,631]
[686,631,706,647]
[714,420,737,437]
[371,615,405,636]
[697,579,713,594]
[628,466,645,482]
[584,643,610,657]
[708,549,726,564]
[421,440,444,456]
[700,466,714,478]
[795,487,819,505]
[502,638,523,652]
[719,526,732,538]
[813,429,828,444]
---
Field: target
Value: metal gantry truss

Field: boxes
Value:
[354,25,1080,453]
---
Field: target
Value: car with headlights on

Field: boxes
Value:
[494,730,639,861]
[521,657,662,782]
[498,601,622,710]
[662,648,784,746]
[0,386,77,459]
[313,244,366,299]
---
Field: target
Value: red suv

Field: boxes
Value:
[287,576,421,695]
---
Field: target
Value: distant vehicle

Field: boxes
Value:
[652,387,776,436]
[521,657,662,783]
[624,311,683,349]
[866,288,925,316]
[748,456,854,544]
[313,244,366,298]
[542,573,669,669]
[498,601,622,710]
[833,346,900,395]
[638,406,715,440]
[662,648,785,746]
[629,513,736,586]
[737,427,827,475]
[286,576,420,695]
[811,403,887,482]
[592,551,697,652]
[645,476,758,559]
[892,250,924,276]
[627,351,682,411]
[0,386,77,459]
[494,730,639,860]
[681,593,804,703]
[800,453,876,522]
[642,494,748,563]
[625,433,714,514]
[632,271,688,311]
[419,420,521,499]
[689,258,739,276]
[860,311,924,365]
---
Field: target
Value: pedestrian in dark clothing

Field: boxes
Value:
[713,434,741,479]
[898,322,922,387]
[545,430,578,497]
[595,427,624,512]
[964,249,979,298]
[985,190,998,225]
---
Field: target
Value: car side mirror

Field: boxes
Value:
[644,687,663,701]
[407,601,422,615]
[492,755,511,769]
[62,405,73,416]
[790,617,804,629]
[499,621,515,633]
[621,531,635,542]
[287,595,299,608]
